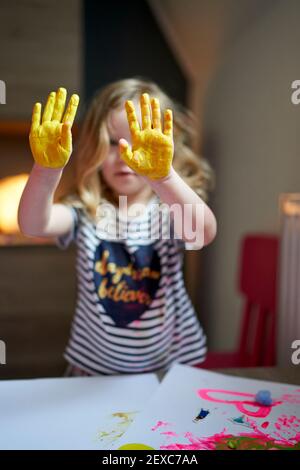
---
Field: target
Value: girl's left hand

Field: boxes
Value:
[119,93,174,180]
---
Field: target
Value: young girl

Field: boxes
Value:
[18,78,217,376]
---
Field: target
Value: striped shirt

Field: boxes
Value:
[57,195,207,375]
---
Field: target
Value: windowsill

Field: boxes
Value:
[0,233,56,246]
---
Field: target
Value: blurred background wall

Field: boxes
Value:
[0,0,299,376]
[201,0,300,351]
[0,0,82,118]
[151,0,300,351]
[0,0,81,378]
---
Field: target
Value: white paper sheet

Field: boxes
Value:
[116,364,300,450]
[0,373,159,450]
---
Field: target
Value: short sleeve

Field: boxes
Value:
[55,206,79,250]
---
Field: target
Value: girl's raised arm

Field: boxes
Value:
[120,93,217,249]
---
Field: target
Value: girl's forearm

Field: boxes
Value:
[18,163,63,236]
[147,167,217,248]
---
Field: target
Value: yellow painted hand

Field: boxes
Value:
[29,87,79,169]
[119,93,174,180]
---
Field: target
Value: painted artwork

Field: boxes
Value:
[116,364,300,450]
[0,373,158,450]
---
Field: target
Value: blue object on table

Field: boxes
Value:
[255,390,273,406]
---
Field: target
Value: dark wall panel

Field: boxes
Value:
[83,0,187,106]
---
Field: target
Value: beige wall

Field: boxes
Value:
[203,0,300,350]
[150,0,300,351]
[149,0,274,146]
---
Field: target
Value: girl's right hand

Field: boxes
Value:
[29,87,79,169]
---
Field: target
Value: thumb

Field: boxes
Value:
[119,138,133,164]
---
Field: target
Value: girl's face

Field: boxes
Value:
[101,106,153,202]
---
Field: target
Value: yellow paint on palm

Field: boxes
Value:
[29,87,79,168]
[120,93,174,180]
[118,443,155,450]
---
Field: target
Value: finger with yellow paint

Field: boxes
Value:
[119,93,174,180]
[29,87,79,169]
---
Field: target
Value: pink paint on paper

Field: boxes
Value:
[279,393,300,405]
[152,412,300,450]
[274,415,300,439]
[156,418,300,451]
[160,430,300,450]
[160,430,228,451]
[151,421,172,432]
[246,414,300,443]
[197,388,282,417]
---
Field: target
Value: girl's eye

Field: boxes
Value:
[109,139,118,147]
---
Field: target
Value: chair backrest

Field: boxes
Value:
[237,234,279,367]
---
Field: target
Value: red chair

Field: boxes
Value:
[198,234,279,369]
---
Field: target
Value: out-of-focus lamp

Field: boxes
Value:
[278,193,300,365]
[0,174,28,234]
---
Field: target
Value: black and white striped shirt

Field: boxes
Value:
[57,195,207,375]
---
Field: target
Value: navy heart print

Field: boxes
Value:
[93,240,161,327]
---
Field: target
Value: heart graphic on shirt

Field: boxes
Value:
[93,240,161,327]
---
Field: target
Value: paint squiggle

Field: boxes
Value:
[197,389,281,417]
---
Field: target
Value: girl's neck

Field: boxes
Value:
[115,187,155,219]
[127,190,154,207]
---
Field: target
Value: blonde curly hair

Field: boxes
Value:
[60,78,215,218]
